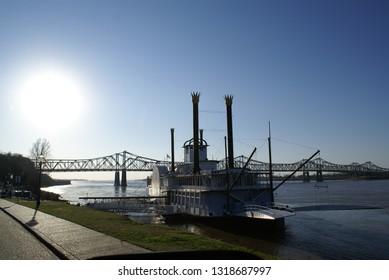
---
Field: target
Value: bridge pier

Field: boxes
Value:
[121,169,127,187]
[303,171,310,182]
[316,170,323,182]
[114,171,120,186]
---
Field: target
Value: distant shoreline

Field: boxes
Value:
[48,178,71,186]
[275,174,389,181]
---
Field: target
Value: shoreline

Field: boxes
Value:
[5,198,274,259]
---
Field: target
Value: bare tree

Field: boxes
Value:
[30,138,51,161]
[30,138,51,211]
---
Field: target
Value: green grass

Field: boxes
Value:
[7,199,276,259]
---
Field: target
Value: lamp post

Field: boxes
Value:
[36,154,43,210]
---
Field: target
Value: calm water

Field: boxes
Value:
[43,179,389,259]
[274,180,389,259]
[42,180,147,204]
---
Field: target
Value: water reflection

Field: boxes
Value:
[125,212,164,224]
[114,185,127,197]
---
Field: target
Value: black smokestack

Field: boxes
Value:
[170,128,175,172]
[225,95,234,169]
[191,92,200,174]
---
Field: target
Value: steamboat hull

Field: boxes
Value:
[163,213,286,234]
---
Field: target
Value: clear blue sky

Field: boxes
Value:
[1,0,388,179]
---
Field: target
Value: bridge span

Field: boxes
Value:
[39,151,389,185]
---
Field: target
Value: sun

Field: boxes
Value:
[19,68,85,131]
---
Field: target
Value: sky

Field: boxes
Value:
[1,0,388,180]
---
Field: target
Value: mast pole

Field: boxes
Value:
[268,122,274,204]
[224,136,230,214]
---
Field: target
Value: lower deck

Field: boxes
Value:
[166,187,273,217]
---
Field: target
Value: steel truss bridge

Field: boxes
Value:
[233,156,389,175]
[40,151,389,177]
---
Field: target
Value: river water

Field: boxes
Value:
[43,179,389,259]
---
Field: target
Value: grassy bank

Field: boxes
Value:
[8,199,276,259]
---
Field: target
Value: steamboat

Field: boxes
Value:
[147,93,295,231]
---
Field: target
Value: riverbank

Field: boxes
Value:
[7,198,276,259]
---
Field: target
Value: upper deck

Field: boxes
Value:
[159,168,270,192]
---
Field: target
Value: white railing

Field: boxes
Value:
[243,204,276,216]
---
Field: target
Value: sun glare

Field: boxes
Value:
[19,68,85,131]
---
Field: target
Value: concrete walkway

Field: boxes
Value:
[0,199,150,260]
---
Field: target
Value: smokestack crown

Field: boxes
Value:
[224,95,233,105]
[191,92,200,104]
